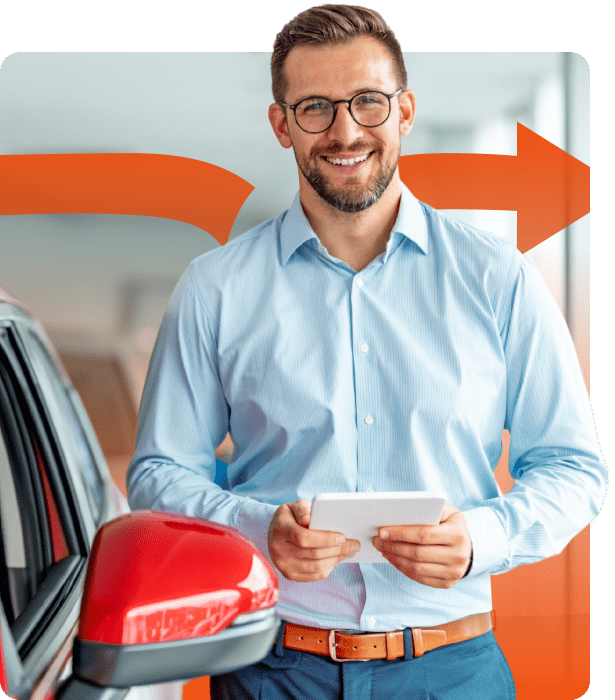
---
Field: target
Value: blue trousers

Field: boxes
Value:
[211,622,515,699]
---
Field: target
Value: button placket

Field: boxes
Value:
[351,271,377,500]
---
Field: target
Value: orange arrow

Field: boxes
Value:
[1,126,588,254]
[0,153,253,245]
[399,122,590,253]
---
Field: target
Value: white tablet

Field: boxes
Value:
[309,491,447,563]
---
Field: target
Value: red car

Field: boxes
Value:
[0,289,279,700]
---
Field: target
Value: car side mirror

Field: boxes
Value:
[57,511,279,700]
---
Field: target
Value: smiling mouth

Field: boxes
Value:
[321,152,373,166]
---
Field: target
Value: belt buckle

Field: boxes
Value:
[328,629,347,662]
[327,630,370,662]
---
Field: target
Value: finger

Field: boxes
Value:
[290,544,348,560]
[340,539,361,559]
[272,505,346,549]
[378,522,461,547]
[280,562,340,583]
[289,523,347,549]
[373,538,459,564]
[305,541,361,568]
[378,524,441,546]
[278,546,359,582]
[380,552,461,586]
[439,501,459,522]
[288,499,312,527]
[291,537,360,561]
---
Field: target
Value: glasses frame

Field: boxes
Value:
[280,88,403,134]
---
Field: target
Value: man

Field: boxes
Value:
[128,5,605,699]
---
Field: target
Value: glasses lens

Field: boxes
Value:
[295,98,335,133]
[350,92,390,127]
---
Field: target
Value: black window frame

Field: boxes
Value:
[18,323,110,534]
[0,354,50,609]
[0,319,89,688]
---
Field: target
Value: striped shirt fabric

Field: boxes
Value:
[128,184,605,631]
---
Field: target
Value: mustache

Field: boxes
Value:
[310,141,381,158]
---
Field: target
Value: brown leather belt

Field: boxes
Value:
[283,612,492,661]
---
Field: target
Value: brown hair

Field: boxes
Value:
[271,4,407,104]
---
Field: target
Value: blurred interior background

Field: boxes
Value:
[0,52,589,494]
[0,53,590,498]
[0,52,592,699]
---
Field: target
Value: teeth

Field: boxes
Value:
[326,153,369,166]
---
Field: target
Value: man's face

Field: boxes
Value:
[271,36,414,213]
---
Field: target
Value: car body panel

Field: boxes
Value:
[0,292,186,700]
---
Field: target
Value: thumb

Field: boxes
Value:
[439,501,459,523]
[288,499,312,527]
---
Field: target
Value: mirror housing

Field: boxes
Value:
[70,511,279,688]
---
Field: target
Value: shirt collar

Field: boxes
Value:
[279,193,318,265]
[279,182,429,265]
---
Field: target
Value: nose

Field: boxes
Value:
[326,102,365,143]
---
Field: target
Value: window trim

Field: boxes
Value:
[0,321,89,681]
[1,324,88,558]
[11,555,84,659]
[0,341,50,612]
[17,321,111,538]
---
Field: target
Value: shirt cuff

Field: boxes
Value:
[462,506,508,576]
[232,498,278,564]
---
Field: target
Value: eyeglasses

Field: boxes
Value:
[280,89,403,134]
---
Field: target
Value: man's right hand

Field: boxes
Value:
[268,499,360,582]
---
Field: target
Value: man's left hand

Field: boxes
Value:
[372,503,472,589]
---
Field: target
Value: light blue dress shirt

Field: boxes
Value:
[128,184,606,631]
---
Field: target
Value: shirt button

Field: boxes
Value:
[366,486,374,493]
[360,343,369,353]
[355,278,364,288]
[367,617,376,629]
[364,415,374,425]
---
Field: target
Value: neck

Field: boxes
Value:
[299,172,402,272]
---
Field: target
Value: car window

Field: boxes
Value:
[59,353,137,458]
[35,439,70,563]
[0,324,86,674]
[0,426,71,622]
[0,353,54,627]
[0,426,31,622]
[20,329,105,527]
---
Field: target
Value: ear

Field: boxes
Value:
[268,103,293,149]
[398,90,416,137]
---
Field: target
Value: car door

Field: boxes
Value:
[0,310,91,699]
[0,305,181,700]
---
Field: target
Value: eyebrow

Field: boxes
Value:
[291,87,389,103]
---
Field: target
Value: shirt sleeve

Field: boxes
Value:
[463,254,606,577]
[127,264,277,559]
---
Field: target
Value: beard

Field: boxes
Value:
[294,140,400,213]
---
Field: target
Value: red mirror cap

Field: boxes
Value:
[78,511,278,645]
